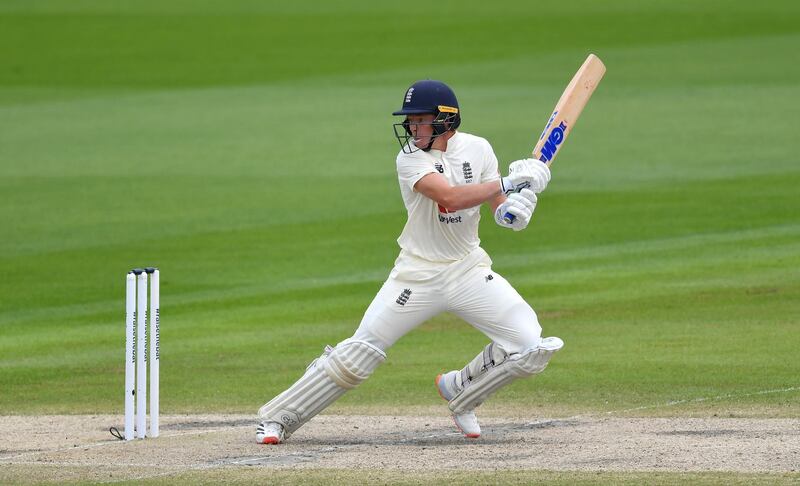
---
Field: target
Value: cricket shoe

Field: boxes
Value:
[436,372,481,439]
[256,421,285,444]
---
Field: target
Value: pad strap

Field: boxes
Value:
[449,337,563,414]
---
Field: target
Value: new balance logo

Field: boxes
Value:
[396,288,412,306]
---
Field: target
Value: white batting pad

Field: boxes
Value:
[448,337,563,414]
[258,340,386,436]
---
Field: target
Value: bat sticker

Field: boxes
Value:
[539,121,568,162]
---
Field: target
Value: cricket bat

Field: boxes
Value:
[504,53,606,223]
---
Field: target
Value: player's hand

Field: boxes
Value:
[495,190,537,231]
[500,158,551,194]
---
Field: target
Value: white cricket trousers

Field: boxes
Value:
[351,247,542,355]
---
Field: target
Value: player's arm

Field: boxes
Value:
[414,172,501,211]
[489,193,507,213]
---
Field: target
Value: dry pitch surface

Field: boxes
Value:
[1,413,798,484]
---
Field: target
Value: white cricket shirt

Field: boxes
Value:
[393,131,500,279]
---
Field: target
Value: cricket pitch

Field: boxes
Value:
[1,414,798,484]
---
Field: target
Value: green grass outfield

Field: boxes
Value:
[1,0,798,423]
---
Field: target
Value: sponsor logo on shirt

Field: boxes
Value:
[434,162,444,174]
[437,203,462,224]
[438,214,463,224]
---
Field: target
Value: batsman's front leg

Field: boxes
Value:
[256,339,386,444]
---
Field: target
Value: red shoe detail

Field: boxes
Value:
[435,374,448,402]
[451,416,481,439]
[261,437,280,445]
[438,374,480,438]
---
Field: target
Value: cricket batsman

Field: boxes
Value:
[256,80,563,444]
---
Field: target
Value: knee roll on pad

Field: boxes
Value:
[323,340,383,389]
[449,337,563,415]
[258,340,386,436]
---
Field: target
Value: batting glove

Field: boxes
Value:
[495,190,537,231]
[500,158,551,194]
